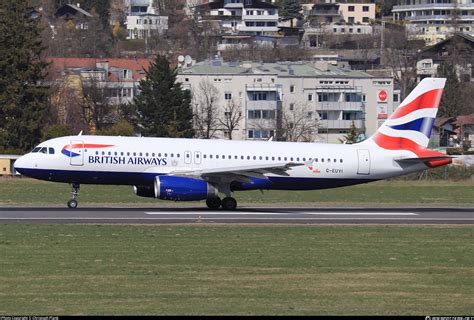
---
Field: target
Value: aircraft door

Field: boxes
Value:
[194,151,202,165]
[184,151,192,164]
[357,149,370,175]
[70,140,84,166]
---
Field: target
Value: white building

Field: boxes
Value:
[392,0,474,45]
[177,59,395,143]
[125,0,168,39]
[197,0,280,35]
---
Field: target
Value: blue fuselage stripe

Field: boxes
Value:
[15,168,376,191]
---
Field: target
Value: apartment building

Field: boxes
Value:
[177,59,394,143]
[196,0,279,35]
[392,0,474,45]
[338,2,375,24]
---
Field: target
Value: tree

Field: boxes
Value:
[193,79,221,139]
[81,77,115,133]
[219,99,243,140]
[437,62,463,117]
[281,103,319,142]
[382,28,420,100]
[0,0,50,152]
[279,0,302,28]
[338,121,359,144]
[133,54,194,138]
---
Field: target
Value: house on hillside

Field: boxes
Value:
[55,3,94,30]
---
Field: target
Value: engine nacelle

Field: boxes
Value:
[134,185,156,198]
[134,176,218,201]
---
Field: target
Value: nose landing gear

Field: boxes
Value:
[67,183,80,209]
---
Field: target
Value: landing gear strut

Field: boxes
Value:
[67,183,80,209]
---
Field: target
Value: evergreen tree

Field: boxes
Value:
[133,55,194,138]
[0,0,50,152]
[338,121,359,144]
[279,0,302,28]
[437,63,463,117]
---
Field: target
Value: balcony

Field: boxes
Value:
[405,14,474,22]
[305,10,342,16]
[319,119,363,129]
[247,100,282,109]
[238,25,279,32]
[317,102,364,111]
[393,3,474,12]
[242,14,279,20]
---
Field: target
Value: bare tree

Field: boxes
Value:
[82,76,116,133]
[382,28,421,99]
[219,99,243,140]
[281,103,319,142]
[193,79,221,139]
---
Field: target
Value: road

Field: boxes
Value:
[0,207,473,224]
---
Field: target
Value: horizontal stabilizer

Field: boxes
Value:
[395,156,453,163]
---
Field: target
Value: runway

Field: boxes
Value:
[0,207,473,224]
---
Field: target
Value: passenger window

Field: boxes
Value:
[284,157,287,161]
[49,148,55,154]
[228,155,231,159]
[186,153,190,158]
[204,154,207,159]
[127,152,130,156]
[247,156,250,160]
[334,159,336,163]
[95,151,99,155]
[322,158,325,162]
[327,158,330,162]
[303,158,306,161]
[210,154,213,159]
[340,159,343,163]
[278,157,281,161]
[234,155,238,159]
[164,153,168,157]
[253,156,256,160]
[171,153,174,157]
[145,153,148,157]
[115,152,118,156]
[139,152,142,156]
[241,156,244,160]
[216,155,219,159]
[177,154,180,158]
[272,157,275,161]
[259,156,262,160]
[159,153,162,157]
[133,152,136,156]
[102,151,106,155]
[266,156,269,160]
[315,158,318,162]
[121,152,124,156]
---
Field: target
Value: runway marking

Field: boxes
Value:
[144,212,419,215]
[0,218,472,221]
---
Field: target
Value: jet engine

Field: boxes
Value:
[134,176,218,201]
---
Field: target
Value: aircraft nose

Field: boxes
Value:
[14,155,30,173]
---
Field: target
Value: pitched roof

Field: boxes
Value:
[55,4,94,18]
[453,113,474,126]
[47,57,152,81]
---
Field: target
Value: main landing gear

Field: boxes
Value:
[206,196,238,210]
[67,183,80,209]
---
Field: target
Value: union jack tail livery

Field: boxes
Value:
[364,78,450,168]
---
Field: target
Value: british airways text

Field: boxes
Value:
[88,156,168,166]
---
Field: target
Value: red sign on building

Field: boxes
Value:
[378,90,388,102]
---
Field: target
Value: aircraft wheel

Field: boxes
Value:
[221,197,237,211]
[206,197,222,210]
[67,199,78,209]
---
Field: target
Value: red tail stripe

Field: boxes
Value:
[390,88,443,119]
[373,133,446,158]
[65,144,115,149]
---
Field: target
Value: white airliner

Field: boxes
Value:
[14,78,451,210]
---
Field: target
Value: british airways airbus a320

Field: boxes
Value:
[14,78,452,210]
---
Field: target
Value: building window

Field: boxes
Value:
[362,17,370,23]
[308,94,313,101]
[348,5,355,11]
[318,111,328,120]
[363,6,369,12]
[289,103,294,111]
[225,92,232,100]
[348,17,354,23]
[290,85,295,93]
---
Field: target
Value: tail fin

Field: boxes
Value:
[367,77,445,149]
[364,78,450,167]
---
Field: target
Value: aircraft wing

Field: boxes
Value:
[169,162,303,184]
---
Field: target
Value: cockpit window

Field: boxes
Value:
[49,148,55,154]
[32,147,41,153]
[39,147,48,154]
